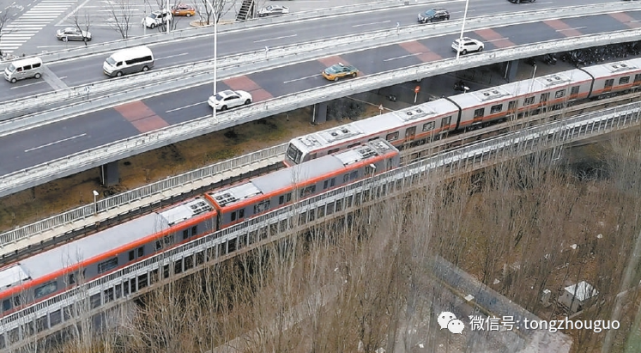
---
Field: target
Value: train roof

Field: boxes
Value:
[7,197,214,286]
[447,86,513,108]
[288,99,459,153]
[0,264,30,289]
[499,70,593,98]
[580,58,641,79]
[210,140,397,209]
[17,213,165,282]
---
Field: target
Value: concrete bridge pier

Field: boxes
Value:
[312,102,328,124]
[502,60,520,83]
[100,162,119,187]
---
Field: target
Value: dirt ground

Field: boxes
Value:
[0,102,381,232]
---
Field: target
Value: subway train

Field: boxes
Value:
[0,140,400,318]
[284,57,641,166]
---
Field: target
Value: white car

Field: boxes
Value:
[451,37,484,55]
[258,5,290,17]
[208,90,253,111]
[142,9,172,29]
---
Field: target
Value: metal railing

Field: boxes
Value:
[0,144,286,247]
[1,2,639,119]
[1,102,638,352]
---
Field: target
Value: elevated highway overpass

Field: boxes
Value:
[1,3,641,198]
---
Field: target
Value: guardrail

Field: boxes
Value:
[0,144,286,247]
[0,29,640,199]
[2,102,639,352]
[0,0,444,71]
[0,2,639,119]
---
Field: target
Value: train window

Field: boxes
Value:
[35,281,58,299]
[278,193,292,205]
[231,211,237,222]
[385,132,399,142]
[540,93,550,103]
[309,153,317,160]
[347,143,360,148]
[365,165,376,175]
[422,121,435,132]
[635,74,641,84]
[255,200,271,213]
[367,137,379,142]
[129,250,135,261]
[490,104,502,114]
[387,158,393,170]
[508,100,517,111]
[299,185,316,198]
[523,96,535,105]
[554,90,565,99]
[156,241,162,250]
[138,246,144,257]
[405,127,416,138]
[343,174,349,183]
[328,148,339,155]
[473,108,484,118]
[238,209,244,219]
[12,296,20,307]
[570,86,580,96]
[164,235,173,245]
[605,79,614,88]
[619,76,630,85]
[349,171,358,180]
[98,257,119,274]
[439,117,449,128]
[330,178,336,187]
[323,180,329,189]
[2,299,10,312]
[183,229,189,240]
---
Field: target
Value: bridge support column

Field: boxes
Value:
[312,102,328,124]
[503,60,519,83]
[100,162,119,187]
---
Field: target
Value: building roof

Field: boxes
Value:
[564,281,598,302]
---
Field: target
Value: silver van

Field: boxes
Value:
[103,46,155,78]
[4,57,44,83]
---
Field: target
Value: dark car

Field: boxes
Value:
[508,0,535,3]
[417,9,450,24]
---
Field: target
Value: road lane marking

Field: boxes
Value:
[158,53,189,60]
[24,133,87,153]
[485,37,510,42]
[166,102,205,113]
[383,53,421,62]
[283,74,318,83]
[254,34,297,43]
[556,26,585,32]
[10,81,46,89]
[352,20,390,28]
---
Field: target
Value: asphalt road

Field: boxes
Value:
[0,0,628,102]
[1,10,639,177]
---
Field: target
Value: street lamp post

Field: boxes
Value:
[205,0,217,118]
[92,190,99,214]
[456,0,471,61]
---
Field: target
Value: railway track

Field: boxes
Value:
[2,92,638,266]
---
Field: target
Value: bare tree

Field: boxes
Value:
[0,6,16,58]
[72,11,92,46]
[196,0,237,25]
[107,0,134,39]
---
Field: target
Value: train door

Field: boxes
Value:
[634,74,641,87]
[603,79,614,93]
[404,126,416,141]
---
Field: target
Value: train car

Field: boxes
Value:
[0,197,216,317]
[284,99,459,166]
[210,140,400,228]
[448,70,593,129]
[580,58,641,98]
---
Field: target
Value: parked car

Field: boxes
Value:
[451,37,484,55]
[171,3,196,16]
[142,9,172,28]
[322,63,359,81]
[258,5,289,17]
[56,27,92,42]
[417,8,450,23]
[208,90,253,111]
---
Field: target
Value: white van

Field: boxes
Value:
[103,46,155,78]
[4,57,44,83]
